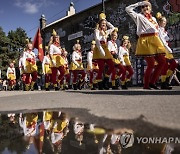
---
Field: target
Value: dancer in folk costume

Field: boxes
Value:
[42,46,52,91]
[70,40,85,90]
[49,29,65,90]
[23,40,38,91]
[59,48,70,90]
[19,52,26,90]
[107,29,126,89]
[118,36,134,89]
[93,13,116,90]
[6,62,16,90]
[126,0,166,89]
[156,12,178,89]
[87,40,99,90]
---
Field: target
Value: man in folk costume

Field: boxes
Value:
[93,13,116,90]
[23,40,38,91]
[42,46,52,91]
[59,48,70,90]
[70,40,85,90]
[107,29,126,89]
[119,36,134,89]
[6,62,16,90]
[87,40,99,90]
[126,0,166,89]
[49,29,65,91]
[156,12,178,90]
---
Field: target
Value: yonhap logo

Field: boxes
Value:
[120,132,134,148]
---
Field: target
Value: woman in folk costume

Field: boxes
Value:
[70,40,85,90]
[59,48,70,90]
[107,29,126,89]
[126,0,166,89]
[23,40,38,91]
[87,40,99,90]
[49,29,65,91]
[119,36,134,89]
[42,46,52,91]
[93,13,116,90]
[156,12,178,90]
[6,62,16,90]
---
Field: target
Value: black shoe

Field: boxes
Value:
[161,82,172,90]
[103,77,109,90]
[143,87,152,90]
[112,86,119,90]
[149,84,159,90]
[98,82,103,90]
[45,88,49,91]
[55,87,60,91]
[73,84,77,90]
[121,85,128,90]
[115,79,120,88]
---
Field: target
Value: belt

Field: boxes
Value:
[140,33,158,37]
[44,63,50,65]
[76,60,82,62]
[8,73,14,74]
[100,41,106,45]
[53,54,61,56]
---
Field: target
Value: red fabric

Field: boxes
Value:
[25,73,30,84]
[161,59,169,75]
[58,66,66,82]
[72,70,85,84]
[169,59,178,72]
[89,69,99,84]
[33,28,44,62]
[116,64,126,81]
[45,74,51,83]
[9,80,16,87]
[51,66,65,85]
[125,66,134,80]
[60,73,70,85]
[31,71,38,82]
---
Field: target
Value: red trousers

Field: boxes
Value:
[9,80,16,87]
[89,69,99,84]
[60,73,70,85]
[45,74,52,83]
[96,59,115,81]
[144,54,166,88]
[161,58,177,75]
[51,66,65,85]
[72,70,85,84]
[115,64,126,81]
[125,65,134,80]
[25,71,37,84]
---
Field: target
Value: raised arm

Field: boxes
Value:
[106,21,115,35]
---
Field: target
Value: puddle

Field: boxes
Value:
[0,110,180,154]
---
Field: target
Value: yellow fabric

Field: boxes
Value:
[113,58,121,65]
[8,74,16,80]
[25,61,38,73]
[136,35,166,56]
[87,63,99,71]
[123,55,131,66]
[65,68,70,75]
[70,61,84,71]
[51,55,63,68]
[93,44,113,60]
[161,75,166,82]
[121,81,125,85]
[45,83,49,88]
[165,50,174,59]
[31,81,35,88]
[25,84,29,91]
[44,64,52,74]
[112,80,115,86]
[53,120,67,133]
[26,113,38,127]
[167,69,173,77]
[54,84,57,87]
[44,111,53,121]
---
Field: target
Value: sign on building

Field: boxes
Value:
[68,31,83,41]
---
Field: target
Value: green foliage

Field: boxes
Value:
[0,27,29,79]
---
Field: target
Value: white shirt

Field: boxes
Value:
[94,21,115,56]
[72,50,82,66]
[107,40,118,54]
[119,46,129,65]
[19,57,24,74]
[87,51,93,69]
[125,2,159,36]
[158,26,172,53]
[49,44,62,55]
[42,56,51,74]
[6,67,16,79]
[22,50,36,67]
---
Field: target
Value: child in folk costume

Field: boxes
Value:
[49,29,65,91]
[23,40,38,91]
[42,47,52,91]
[6,62,16,90]
[87,40,99,90]
[119,36,134,89]
[126,0,166,89]
[107,29,126,89]
[156,12,178,89]
[70,40,86,90]
[59,48,70,90]
[93,13,116,90]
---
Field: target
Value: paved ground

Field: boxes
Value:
[0,87,180,137]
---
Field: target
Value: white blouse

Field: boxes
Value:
[72,50,82,66]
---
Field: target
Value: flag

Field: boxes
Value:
[33,28,44,62]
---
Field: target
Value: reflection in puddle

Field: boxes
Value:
[0,111,179,154]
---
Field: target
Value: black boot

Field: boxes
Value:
[149,83,159,90]
[115,79,120,88]
[98,81,103,90]
[55,87,60,91]
[73,84,77,90]
[161,82,172,90]
[121,84,128,90]
[45,88,50,91]
[103,77,109,90]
